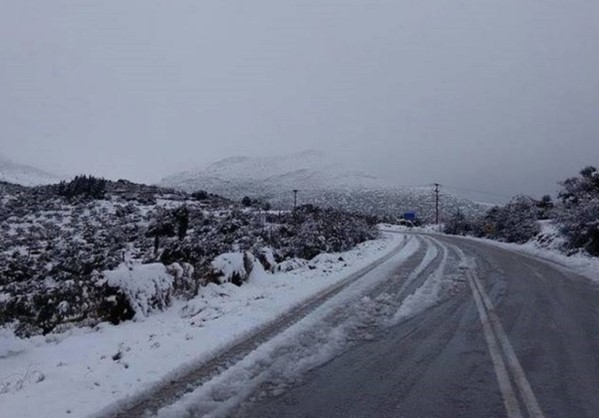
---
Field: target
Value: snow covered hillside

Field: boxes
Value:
[0,177,378,337]
[160,151,486,222]
[0,154,59,186]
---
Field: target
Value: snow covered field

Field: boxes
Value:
[0,233,407,418]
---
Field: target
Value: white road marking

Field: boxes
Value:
[449,241,545,418]
[469,271,546,418]
[467,273,524,418]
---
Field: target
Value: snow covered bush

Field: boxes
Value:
[532,220,567,251]
[444,195,541,244]
[256,247,277,272]
[167,262,197,296]
[443,211,477,236]
[268,205,379,259]
[557,166,599,256]
[208,252,254,286]
[482,196,541,243]
[102,263,173,318]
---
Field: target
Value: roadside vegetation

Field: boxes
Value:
[444,166,599,257]
[0,177,378,337]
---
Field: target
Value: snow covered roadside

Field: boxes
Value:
[381,221,599,282]
[379,223,444,234]
[397,219,599,283]
[0,233,405,418]
[457,234,599,283]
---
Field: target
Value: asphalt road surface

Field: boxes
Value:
[232,234,599,418]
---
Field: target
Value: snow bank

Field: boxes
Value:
[0,328,29,359]
[276,258,308,272]
[531,220,567,252]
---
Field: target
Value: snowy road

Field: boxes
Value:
[149,233,599,418]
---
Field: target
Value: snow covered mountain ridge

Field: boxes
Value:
[160,151,487,221]
[162,150,392,191]
[0,154,59,186]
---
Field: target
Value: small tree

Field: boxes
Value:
[174,206,190,241]
[147,218,176,258]
[537,195,554,220]
[241,196,252,207]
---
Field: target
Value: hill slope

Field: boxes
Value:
[0,154,59,186]
[160,151,486,221]
[0,177,378,336]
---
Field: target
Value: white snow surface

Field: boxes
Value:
[0,233,406,418]
[0,154,60,186]
[0,329,29,359]
[160,150,391,192]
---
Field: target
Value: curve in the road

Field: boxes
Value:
[234,234,599,418]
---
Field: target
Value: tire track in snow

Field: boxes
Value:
[389,236,466,326]
[392,236,441,301]
[158,235,469,418]
[352,236,444,311]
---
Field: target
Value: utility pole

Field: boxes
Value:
[434,183,440,224]
[293,189,299,211]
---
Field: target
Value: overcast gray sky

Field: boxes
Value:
[1,0,598,198]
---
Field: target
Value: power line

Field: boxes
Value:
[441,184,513,199]
[399,183,512,199]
